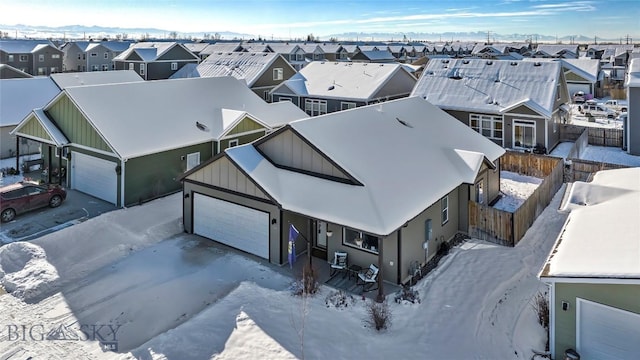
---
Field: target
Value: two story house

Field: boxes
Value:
[112,42,200,80]
[0,40,63,76]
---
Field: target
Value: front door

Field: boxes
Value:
[312,220,328,260]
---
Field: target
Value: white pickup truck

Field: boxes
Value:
[603,99,628,112]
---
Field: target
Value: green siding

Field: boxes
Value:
[124,142,213,206]
[553,282,640,358]
[47,95,113,153]
[565,71,587,82]
[220,131,266,152]
[19,115,52,141]
[227,117,265,136]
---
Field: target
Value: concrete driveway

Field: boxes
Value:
[0,189,118,244]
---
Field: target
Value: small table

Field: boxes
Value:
[347,264,362,281]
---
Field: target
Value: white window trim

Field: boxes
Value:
[186,152,200,171]
[278,97,292,102]
[342,228,379,254]
[38,54,44,62]
[139,63,145,76]
[227,139,239,148]
[273,68,283,81]
[128,63,134,71]
[304,99,328,116]
[341,102,357,111]
[470,114,503,141]
[90,53,97,57]
[441,195,449,225]
[171,62,178,70]
[104,53,109,59]
[513,120,537,149]
[19,55,28,62]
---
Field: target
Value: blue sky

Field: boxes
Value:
[1,0,638,40]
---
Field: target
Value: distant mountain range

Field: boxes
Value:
[0,23,629,44]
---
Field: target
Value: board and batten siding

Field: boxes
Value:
[16,115,53,142]
[124,142,212,206]
[553,282,640,359]
[47,95,113,153]
[257,129,351,181]
[226,117,265,136]
[219,131,266,152]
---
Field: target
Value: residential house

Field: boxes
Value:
[183,42,212,60]
[524,58,602,99]
[271,61,417,115]
[112,42,200,80]
[351,49,397,63]
[318,43,348,62]
[0,40,63,76]
[532,44,579,59]
[298,43,325,62]
[0,77,59,159]
[625,58,640,155]
[0,63,32,79]
[180,96,505,287]
[267,43,307,70]
[61,40,132,72]
[411,59,570,152]
[199,42,245,60]
[169,52,296,101]
[11,77,307,206]
[582,44,634,67]
[387,45,408,62]
[539,167,640,360]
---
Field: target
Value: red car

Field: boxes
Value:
[0,181,67,222]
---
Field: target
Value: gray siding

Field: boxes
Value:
[628,86,640,155]
[371,68,416,100]
[1,126,40,159]
[32,46,63,75]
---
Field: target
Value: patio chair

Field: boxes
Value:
[330,251,348,277]
[357,264,379,293]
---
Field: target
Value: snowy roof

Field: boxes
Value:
[317,43,343,53]
[200,43,243,55]
[585,44,634,57]
[0,40,57,53]
[626,58,640,87]
[272,61,413,101]
[224,96,505,236]
[184,42,211,53]
[411,59,561,118]
[50,70,143,89]
[113,42,197,62]
[175,52,288,86]
[59,77,307,159]
[85,41,132,53]
[266,43,300,54]
[522,58,600,83]
[356,50,396,61]
[0,64,32,78]
[535,44,578,56]
[540,168,640,279]
[0,77,60,127]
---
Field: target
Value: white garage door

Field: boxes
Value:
[568,83,591,97]
[71,151,118,204]
[577,298,640,359]
[193,193,269,259]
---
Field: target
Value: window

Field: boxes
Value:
[91,65,99,71]
[304,99,327,116]
[186,152,200,171]
[101,64,109,71]
[263,91,271,102]
[82,54,86,60]
[19,55,28,62]
[51,54,60,59]
[171,62,178,70]
[343,228,379,254]
[50,67,58,73]
[104,53,109,59]
[90,53,97,57]
[470,114,503,140]
[228,139,239,148]
[341,102,356,110]
[278,97,292,102]
[424,219,433,242]
[77,53,81,60]
[296,53,304,61]
[128,63,134,71]
[37,67,46,75]
[273,68,283,81]
[38,54,44,62]
[475,180,484,204]
[139,63,145,76]
[513,120,536,149]
[7,54,13,62]
[441,196,449,224]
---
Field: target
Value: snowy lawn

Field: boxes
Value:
[551,142,640,167]
[1,187,569,359]
[492,171,543,212]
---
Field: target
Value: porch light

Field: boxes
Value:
[326,230,333,237]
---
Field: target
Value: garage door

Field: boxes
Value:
[577,298,640,359]
[193,193,269,259]
[567,83,591,97]
[71,152,118,204]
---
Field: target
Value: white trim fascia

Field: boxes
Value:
[219,128,267,140]
[540,277,640,285]
[120,158,126,208]
[549,282,556,358]
[13,133,58,146]
[545,116,549,148]
[70,143,120,159]
[576,298,583,353]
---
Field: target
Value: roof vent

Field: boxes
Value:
[441,59,450,64]
[510,61,518,66]
[196,121,208,131]
[533,62,541,66]
[328,85,335,90]
[396,117,413,128]
[462,60,470,64]
[486,61,493,65]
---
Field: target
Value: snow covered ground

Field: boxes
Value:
[0,185,569,359]
[567,103,623,129]
[0,154,42,187]
[551,142,640,167]
[492,171,543,212]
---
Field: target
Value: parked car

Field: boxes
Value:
[581,101,617,119]
[0,181,66,222]
[573,91,585,104]
[616,112,628,122]
[603,99,628,113]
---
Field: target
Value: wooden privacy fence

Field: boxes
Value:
[567,159,630,182]
[560,124,623,148]
[469,152,564,246]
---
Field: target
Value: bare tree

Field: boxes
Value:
[214,32,221,40]
[169,31,178,40]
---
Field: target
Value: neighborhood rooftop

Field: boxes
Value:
[0,77,60,127]
[411,58,562,118]
[50,70,143,89]
[225,96,504,236]
[173,52,283,86]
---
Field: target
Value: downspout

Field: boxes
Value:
[120,158,127,208]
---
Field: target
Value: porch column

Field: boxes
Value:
[15,136,20,174]
[58,148,62,185]
[376,236,385,303]
[48,146,52,183]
